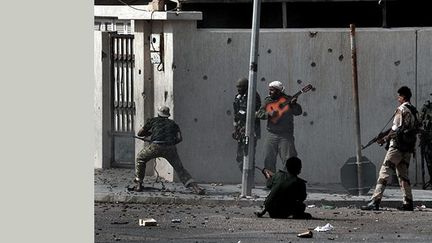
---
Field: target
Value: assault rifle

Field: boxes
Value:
[362,128,392,150]
[133,135,151,142]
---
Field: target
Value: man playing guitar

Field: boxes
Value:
[257,81,311,175]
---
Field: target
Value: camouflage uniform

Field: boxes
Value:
[419,100,432,187]
[233,92,261,172]
[135,117,195,187]
[371,102,417,205]
[256,93,302,173]
[263,170,307,218]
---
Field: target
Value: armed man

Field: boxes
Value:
[419,96,432,189]
[232,77,261,172]
[133,106,205,195]
[362,86,419,211]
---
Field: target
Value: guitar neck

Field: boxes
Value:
[292,91,302,99]
[281,91,302,106]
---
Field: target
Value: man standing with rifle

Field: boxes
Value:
[419,97,432,189]
[232,77,261,172]
[362,86,419,211]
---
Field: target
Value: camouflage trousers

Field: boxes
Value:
[236,138,258,172]
[264,132,297,173]
[371,146,413,204]
[135,144,194,187]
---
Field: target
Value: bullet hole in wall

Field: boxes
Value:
[138,69,142,74]
[394,60,401,66]
[312,87,316,91]
[227,38,232,44]
[203,75,208,80]
[303,112,308,116]
[333,95,337,100]
[164,91,168,102]
[226,110,231,116]
[310,121,314,125]
[297,79,302,84]
[261,77,266,82]
[339,55,344,61]
[267,49,272,54]
[311,62,316,67]
[328,48,333,53]
[194,118,198,122]
[309,31,318,38]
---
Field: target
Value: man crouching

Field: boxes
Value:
[255,157,311,219]
[134,106,205,195]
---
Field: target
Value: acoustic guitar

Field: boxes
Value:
[265,84,314,124]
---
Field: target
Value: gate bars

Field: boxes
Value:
[111,34,135,133]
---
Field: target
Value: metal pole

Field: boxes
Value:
[241,0,261,197]
[380,0,388,28]
[349,24,365,196]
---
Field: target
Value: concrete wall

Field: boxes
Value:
[94,31,113,169]
[165,27,432,184]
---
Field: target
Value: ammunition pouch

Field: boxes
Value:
[395,128,417,153]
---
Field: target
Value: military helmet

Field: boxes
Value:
[236,77,248,87]
[157,106,170,118]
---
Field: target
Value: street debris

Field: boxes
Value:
[322,205,336,209]
[297,230,313,238]
[416,205,427,210]
[314,223,334,232]
[111,221,129,225]
[139,218,157,226]
[307,204,316,208]
[171,219,182,223]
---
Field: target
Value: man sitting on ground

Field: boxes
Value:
[255,157,311,219]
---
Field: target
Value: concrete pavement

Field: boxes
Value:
[94,168,432,208]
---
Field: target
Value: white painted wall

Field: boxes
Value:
[162,27,432,184]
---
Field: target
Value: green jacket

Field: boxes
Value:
[138,117,181,145]
[264,170,307,216]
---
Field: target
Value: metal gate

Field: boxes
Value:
[110,33,136,167]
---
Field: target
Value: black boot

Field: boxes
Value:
[188,182,205,195]
[398,199,414,211]
[133,179,143,192]
[254,210,266,218]
[360,200,380,211]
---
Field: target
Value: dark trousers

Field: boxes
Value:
[267,201,306,219]
[236,138,258,172]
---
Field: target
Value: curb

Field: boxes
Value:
[95,193,432,209]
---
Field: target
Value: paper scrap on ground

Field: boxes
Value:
[314,223,334,232]
[139,218,157,226]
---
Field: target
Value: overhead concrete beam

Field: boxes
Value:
[94,6,202,20]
